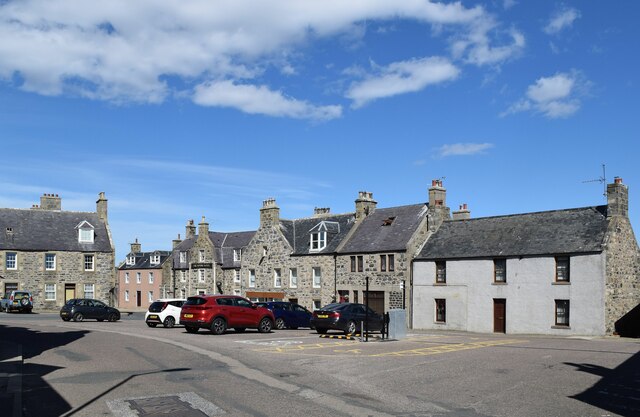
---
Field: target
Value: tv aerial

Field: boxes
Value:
[582,164,607,199]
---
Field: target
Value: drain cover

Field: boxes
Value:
[107,392,224,417]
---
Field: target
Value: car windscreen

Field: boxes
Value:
[184,297,207,306]
[148,301,166,312]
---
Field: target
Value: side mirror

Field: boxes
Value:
[251,304,258,309]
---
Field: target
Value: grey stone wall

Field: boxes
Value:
[604,215,640,334]
[1,250,116,309]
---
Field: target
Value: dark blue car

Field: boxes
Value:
[256,301,312,330]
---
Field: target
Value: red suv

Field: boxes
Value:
[180,295,275,335]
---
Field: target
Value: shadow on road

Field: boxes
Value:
[0,324,88,417]
[566,350,640,417]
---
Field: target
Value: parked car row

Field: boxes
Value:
[54,293,385,337]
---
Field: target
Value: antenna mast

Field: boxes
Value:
[582,164,607,199]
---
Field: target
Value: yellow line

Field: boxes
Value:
[370,339,525,357]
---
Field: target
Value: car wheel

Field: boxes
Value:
[210,317,227,335]
[185,326,199,334]
[163,316,176,328]
[73,313,84,322]
[108,313,119,322]
[147,322,157,327]
[258,317,273,333]
[289,326,298,330]
[97,319,104,322]
[235,328,246,333]
[316,328,328,334]
[345,320,357,335]
[275,317,286,330]
[62,318,70,322]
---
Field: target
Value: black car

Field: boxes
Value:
[310,303,384,335]
[255,301,313,330]
[60,298,120,322]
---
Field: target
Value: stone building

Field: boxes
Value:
[412,177,640,336]
[0,192,116,309]
[171,218,255,299]
[117,239,172,310]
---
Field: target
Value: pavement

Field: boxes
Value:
[0,341,22,417]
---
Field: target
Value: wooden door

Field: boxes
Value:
[364,291,385,315]
[136,291,142,307]
[65,284,76,302]
[493,299,506,333]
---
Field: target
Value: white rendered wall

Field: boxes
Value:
[412,254,606,335]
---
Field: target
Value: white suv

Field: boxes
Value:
[145,298,186,328]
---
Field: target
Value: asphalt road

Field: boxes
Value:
[1,312,639,417]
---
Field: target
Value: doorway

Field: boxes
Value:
[364,291,385,315]
[65,284,76,302]
[493,299,506,333]
[136,291,142,307]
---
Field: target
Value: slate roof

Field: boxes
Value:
[119,251,172,270]
[172,230,256,269]
[416,206,609,260]
[0,208,113,252]
[338,204,428,254]
[279,213,356,256]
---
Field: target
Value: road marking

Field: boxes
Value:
[236,339,304,347]
[370,339,526,357]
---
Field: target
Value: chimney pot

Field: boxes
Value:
[614,177,623,184]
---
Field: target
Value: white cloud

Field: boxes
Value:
[435,143,494,158]
[503,0,517,10]
[544,7,581,35]
[193,80,342,120]
[502,72,588,119]
[346,57,460,108]
[0,0,522,117]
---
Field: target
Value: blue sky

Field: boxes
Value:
[0,1,638,261]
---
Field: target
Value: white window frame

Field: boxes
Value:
[79,227,94,243]
[180,288,186,298]
[310,231,327,251]
[148,291,154,303]
[148,272,154,284]
[289,268,298,288]
[312,267,321,288]
[179,251,187,263]
[234,270,241,283]
[136,272,141,284]
[150,255,160,265]
[125,290,129,302]
[6,252,17,270]
[125,272,129,284]
[249,269,256,288]
[233,249,242,262]
[197,288,206,295]
[45,253,56,271]
[45,283,56,301]
[198,269,205,282]
[274,268,282,288]
[84,254,95,271]
[180,270,186,282]
[126,255,135,265]
[233,289,241,296]
[84,283,95,299]
[199,250,205,262]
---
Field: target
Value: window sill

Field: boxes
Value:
[492,282,507,285]
[552,281,571,285]
[433,283,447,286]
[434,321,446,325]
[551,325,571,330]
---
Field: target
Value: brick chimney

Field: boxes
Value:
[185,219,196,239]
[197,216,209,238]
[39,193,62,210]
[172,233,182,249]
[355,191,377,222]
[607,177,628,217]
[130,238,141,254]
[96,192,108,222]
[428,179,451,227]
[452,203,471,220]
[260,198,280,227]
[313,207,331,217]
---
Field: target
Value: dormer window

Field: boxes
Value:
[76,221,95,244]
[233,249,242,262]
[126,255,135,266]
[150,254,160,265]
[310,231,327,251]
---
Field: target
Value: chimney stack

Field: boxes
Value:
[355,191,377,222]
[198,216,209,237]
[607,177,628,217]
[96,192,108,222]
[452,203,471,220]
[130,238,141,254]
[40,193,62,210]
[185,219,196,239]
[260,198,280,227]
[313,207,331,217]
[172,233,182,249]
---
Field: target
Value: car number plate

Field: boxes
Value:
[148,315,158,319]
[183,314,193,318]
[317,314,328,318]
